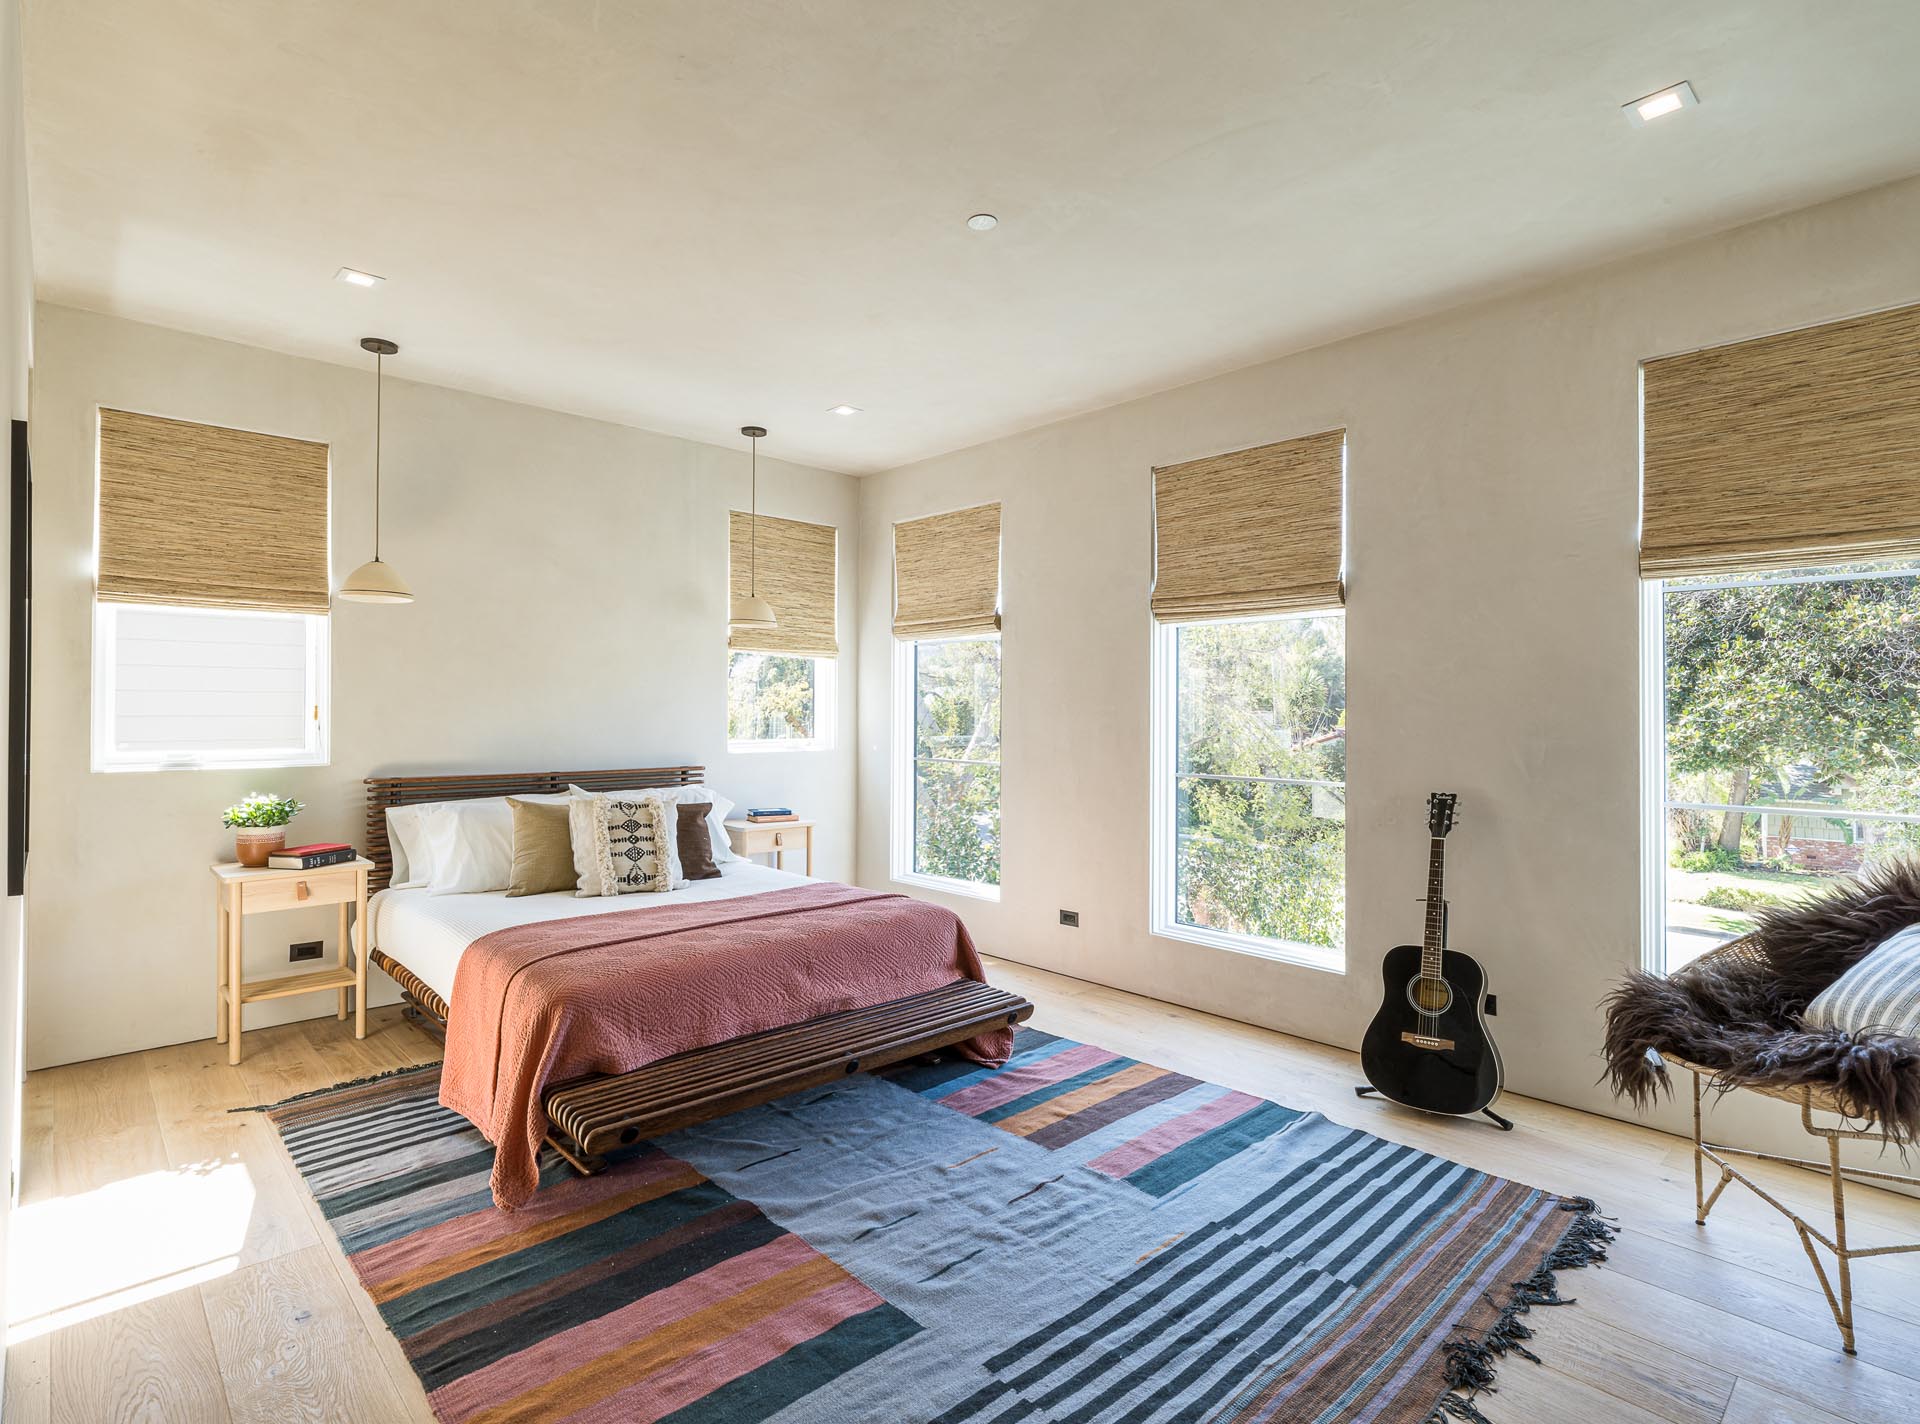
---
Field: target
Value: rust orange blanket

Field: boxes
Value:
[438,882,1012,1209]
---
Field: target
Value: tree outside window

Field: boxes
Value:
[909,638,1000,888]
[1657,563,1920,969]
[1164,613,1346,960]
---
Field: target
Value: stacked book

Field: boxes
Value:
[745,808,798,824]
[267,842,358,870]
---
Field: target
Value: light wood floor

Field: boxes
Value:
[6,958,1919,1424]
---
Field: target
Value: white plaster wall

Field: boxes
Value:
[27,306,858,1068]
[854,175,1920,1154]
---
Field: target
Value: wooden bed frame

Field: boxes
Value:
[362,765,1033,1175]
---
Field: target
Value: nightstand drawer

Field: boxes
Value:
[731,825,793,856]
[242,869,357,914]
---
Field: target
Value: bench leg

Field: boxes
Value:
[545,1131,606,1178]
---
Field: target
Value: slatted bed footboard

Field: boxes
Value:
[542,981,1034,1174]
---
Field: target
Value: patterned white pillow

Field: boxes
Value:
[1804,923,1920,1039]
[567,793,672,897]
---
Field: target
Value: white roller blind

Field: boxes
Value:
[96,604,326,769]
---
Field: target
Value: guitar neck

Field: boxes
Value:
[1422,836,1446,977]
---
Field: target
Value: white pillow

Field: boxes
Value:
[386,804,436,888]
[423,794,568,896]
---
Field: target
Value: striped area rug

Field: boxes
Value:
[264,1027,1609,1424]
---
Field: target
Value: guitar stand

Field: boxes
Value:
[1354,1085,1514,1132]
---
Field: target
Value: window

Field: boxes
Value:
[1152,611,1346,970]
[727,651,834,751]
[1645,561,1920,973]
[892,636,1000,896]
[92,602,330,771]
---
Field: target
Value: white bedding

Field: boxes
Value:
[371,861,814,1004]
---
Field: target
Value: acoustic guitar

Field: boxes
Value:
[1357,792,1510,1130]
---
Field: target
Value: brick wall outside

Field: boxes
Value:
[1761,835,1861,873]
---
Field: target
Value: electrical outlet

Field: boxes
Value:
[1059,910,1079,928]
[289,940,324,963]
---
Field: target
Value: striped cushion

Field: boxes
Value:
[1805,922,1920,1038]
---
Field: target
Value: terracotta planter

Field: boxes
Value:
[234,826,287,868]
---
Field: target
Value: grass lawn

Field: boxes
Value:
[1666,861,1838,949]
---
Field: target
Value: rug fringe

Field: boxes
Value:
[230,1060,443,1114]
[1424,1195,1617,1424]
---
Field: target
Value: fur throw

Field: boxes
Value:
[1602,858,1920,1139]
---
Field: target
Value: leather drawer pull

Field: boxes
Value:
[296,881,311,900]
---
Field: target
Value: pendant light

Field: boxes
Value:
[729,424,777,631]
[338,337,414,603]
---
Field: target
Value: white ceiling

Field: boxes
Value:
[21,2,1920,474]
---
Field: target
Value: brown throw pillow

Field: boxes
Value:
[677,801,722,880]
[505,797,576,896]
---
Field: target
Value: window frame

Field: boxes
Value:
[1640,561,1920,975]
[91,600,331,773]
[725,650,837,754]
[1149,611,1347,974]
[890,633,1001,901]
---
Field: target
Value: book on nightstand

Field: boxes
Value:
[266,843,358,870]
[745,809,797,823]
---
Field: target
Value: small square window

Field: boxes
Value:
[727,651,834,751]
[92,602,330,772]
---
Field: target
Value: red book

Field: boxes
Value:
[267,842,358,869]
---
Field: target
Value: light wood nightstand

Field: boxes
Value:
[212,857,372,1064]
[724,819,815,876]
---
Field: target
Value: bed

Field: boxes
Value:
[362,765,1031,1210]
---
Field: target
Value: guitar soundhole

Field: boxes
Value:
[1405,975,1453,1015]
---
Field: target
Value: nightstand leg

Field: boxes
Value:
[354,877,368,1039]
[805,830,813,877]
[226,884,244,1065]
[215,893,228,1043]
[336,901,350,1020]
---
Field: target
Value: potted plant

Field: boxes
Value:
[222,793,305,867]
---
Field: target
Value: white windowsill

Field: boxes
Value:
[893,870,1002,903]
[727,739,833,755]
[1151,918,1345,975]
[95,751,331,774]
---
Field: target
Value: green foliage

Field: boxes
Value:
[1665,571,1920,794]
[1671,846,1739,874]
[1697,884,1789,912]
[912,639,1001,886]
[728,653,818,741]
[221,792,303,829]
[1173,616,1346,950]
[1661,568,1920,901]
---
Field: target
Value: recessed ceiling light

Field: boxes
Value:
[966,213,998,232]
[827,405,862,416]
[335,266,384,287]
[1623,81,1697,127]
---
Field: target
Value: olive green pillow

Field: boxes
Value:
[505,797,576,896]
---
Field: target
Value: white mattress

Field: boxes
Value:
[371,861,814,1004]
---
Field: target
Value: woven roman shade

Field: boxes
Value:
[1151,429,1345,621]
[892,502,1001,639]
[1642,302,1920,578]
[727,511,838,657]
[97,408,331,615]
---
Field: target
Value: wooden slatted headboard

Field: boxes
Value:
[363,765,705,891]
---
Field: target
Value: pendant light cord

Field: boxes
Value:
[749,431,759,597]
[373,350,383,562]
